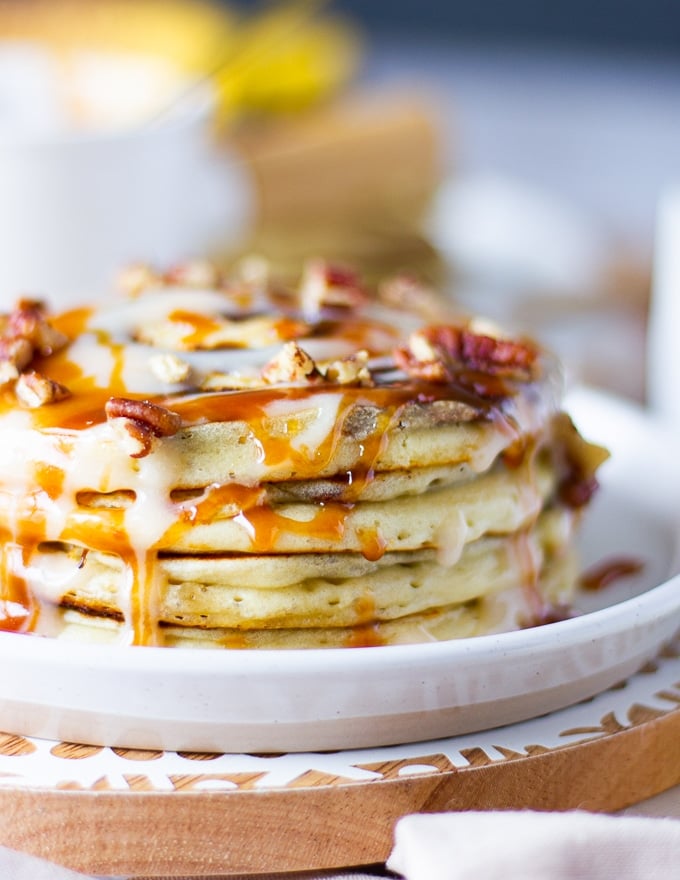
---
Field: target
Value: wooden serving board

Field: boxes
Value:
[2,639,680,878]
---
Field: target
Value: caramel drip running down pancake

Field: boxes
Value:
[0,261,608,647]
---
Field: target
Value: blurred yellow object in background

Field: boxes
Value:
[213,3,361,120]
[0,0,360,120]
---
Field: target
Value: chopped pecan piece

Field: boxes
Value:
[163,260,223,288]
[15,371,71,408]
[406,331,440,365]
[321,350,373,386]
[105,398,182,459]
[261,342,321,385]
[236,254,270,287]
[299,259,367,316]
[148,353,192,385]
[0,336,34,373]
[378,274,448,321]
[393,331,448,382]
[260,343,376,388]
[0,298,68,389]
[119,260,224,297]
[0,361,19,387]
[551,412,610,508]
[117,263,162,297]
[6,299,68,358]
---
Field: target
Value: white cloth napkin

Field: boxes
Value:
[387,811,680,880]
[0,846,102,879]
[0,844,381,879]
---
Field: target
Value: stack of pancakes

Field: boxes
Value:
[0,261,607,648]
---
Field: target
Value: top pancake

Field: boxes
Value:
[0,262,562,498]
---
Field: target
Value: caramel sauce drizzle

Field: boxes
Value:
[509,529,544,623]
[0,460,70,635]
[167,309,223,347]
[56,506,165,646]
[345,622,385,648]
[50,306,93,340]
[128,549,165,647]
[233,503,351,553]
[0,543,37,633]
[60,506,130,555]
[166,395,394,560]
[34,462,66,502]
[356,527,387,562]
[580,557,644,592]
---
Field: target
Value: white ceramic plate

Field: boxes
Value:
[1,387,679,754]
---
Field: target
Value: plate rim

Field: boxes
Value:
[2,384,680,751]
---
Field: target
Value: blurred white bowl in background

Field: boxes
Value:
[430,173,612,296]
[0,44,252,308]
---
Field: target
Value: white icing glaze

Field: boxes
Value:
[435,508,469,568]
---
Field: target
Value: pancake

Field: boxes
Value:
[0,261,608,647]
[33,506,574,630]
[29,453,555,557]
[54,553,578,648]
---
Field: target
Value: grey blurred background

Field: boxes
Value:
[229,0,680,54]
[331,0,680,54]
[227,0,680,400]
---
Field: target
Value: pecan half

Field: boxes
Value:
[458,330,538,377]
[107,418,158,459]
[394,325,540,387]
[105,398,182,459]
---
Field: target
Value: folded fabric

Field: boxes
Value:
[387,810,680,880]
[0,845,382,880]
[0,846,98,879]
